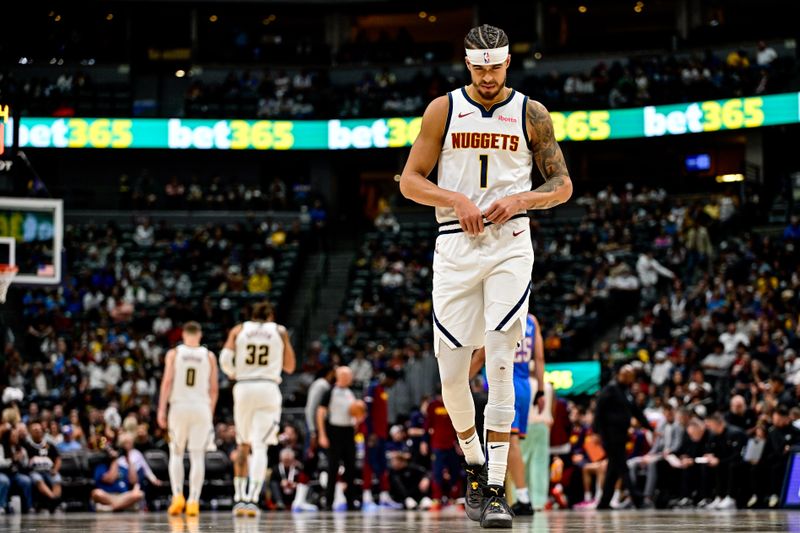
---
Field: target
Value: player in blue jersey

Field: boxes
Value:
[471,312,544,515]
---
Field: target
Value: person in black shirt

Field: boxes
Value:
[593,365,651,509]
[725,395,757,436]
[662,417,711,507]
[704,413,746,509]
[22,419,62,511]
[764,405,800,507]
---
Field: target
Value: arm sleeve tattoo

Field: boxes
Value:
[527,100,570,208]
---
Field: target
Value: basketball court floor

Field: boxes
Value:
[3,509,800,533]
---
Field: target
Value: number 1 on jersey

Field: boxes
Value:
[479,154,488,189]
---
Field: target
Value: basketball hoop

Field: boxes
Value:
[0,264,18,303]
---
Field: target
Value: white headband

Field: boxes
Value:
[465,45,509,66]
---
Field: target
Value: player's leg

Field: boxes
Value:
[245,404,280,513]
[509,435,533,515]
[509,377,532,515]
[432,231,487,518]
[480,224,534,527]
[232,384,252,515]
[481,321,521,527]
[184,408,212,516]
[167,406,188,515]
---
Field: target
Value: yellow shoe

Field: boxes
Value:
[168,494,186,516]
[185,500,200,517]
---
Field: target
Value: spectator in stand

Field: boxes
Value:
[387,450,432,510]
[764,405,800,507]
[703,413,746,509]
[756,41,778,68]
[783,216,800,241]
[23,419,62,511]
[247,266,272,294]
[425,391,460,509]
[362,369,400,509]
[90,447,145,512]
[269,448,303,510]
[56,426,82,453]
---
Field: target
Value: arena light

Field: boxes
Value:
[419,11,427,18]
[209,15,218,23]
[175,69,186,78]
[634,1,644,12]
[54,14,62,22]
[428,15,437,22]
[579,5,588,13]
[106,13,114,21]
[715,174,744,183]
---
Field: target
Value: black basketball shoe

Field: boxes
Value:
[480,485,513,529]
[510,500,533,516]
[464,462,488,521]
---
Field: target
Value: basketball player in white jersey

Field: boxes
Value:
[219,302,296,517]
[399,24,572,528]
[157,321,219,517]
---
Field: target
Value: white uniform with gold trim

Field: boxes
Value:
[168,344,213,452]
[232,321,284,445]
[432,87,534,354]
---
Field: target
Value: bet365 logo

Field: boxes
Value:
[644,97,764,137]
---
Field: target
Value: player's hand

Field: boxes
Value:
[452,193,484,235]
[318,434,330,449]
[157,410,167,430]
[484,195,525,225]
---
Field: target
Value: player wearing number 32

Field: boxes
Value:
[399,24,572,529]
[157,321,219,517]
[219,301,296,517]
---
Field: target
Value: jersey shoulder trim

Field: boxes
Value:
[521,95,531,147]
[460,87,516,118]
[441,92,453,148]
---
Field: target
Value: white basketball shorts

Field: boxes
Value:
[432,214,533,355]
[168,402,213,452]
[233,380,282,446]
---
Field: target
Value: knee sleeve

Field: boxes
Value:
[437,341,476,433]
[484,324,520,432]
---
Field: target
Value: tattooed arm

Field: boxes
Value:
[484,100,573,223]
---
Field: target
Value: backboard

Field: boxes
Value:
[0,197,63,285]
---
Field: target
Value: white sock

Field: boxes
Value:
[293,483,310,507]
[486,441,510,486]
[611,489,621,503]
[458,432,486,466]
[234,476,247,502]
[595,490,603,502]
[188,450,205,502]
[585,490,592,502]
[247,448,268,504]
[516,487,530,504]
[168,449,185,499]
[333,482,347,506]
[363,489,374,503]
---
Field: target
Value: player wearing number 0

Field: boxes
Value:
[157,321,219,517]
[219,302,296,517]
[399,24,571,528]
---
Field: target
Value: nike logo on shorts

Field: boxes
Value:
[512,229,526,237]
[458,111,475,118]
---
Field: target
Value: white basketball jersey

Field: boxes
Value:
[170,344,211,405]
[234,321,284,383]
[436,87,533,223]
